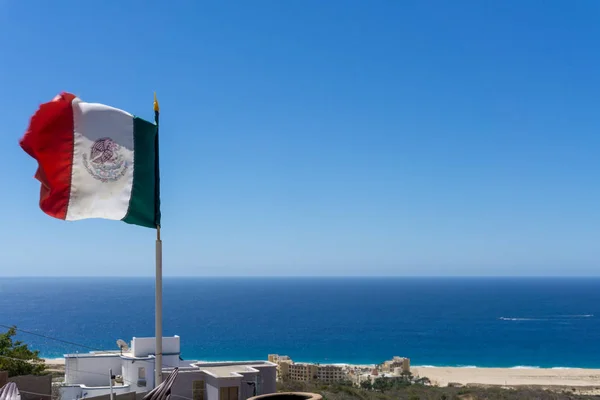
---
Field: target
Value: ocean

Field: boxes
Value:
[1,277,599,368]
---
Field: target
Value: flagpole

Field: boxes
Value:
[154,93,163,386]
[155,225,162,385]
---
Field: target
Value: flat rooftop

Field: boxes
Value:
[186,361,276,378]
[64,351,145,359]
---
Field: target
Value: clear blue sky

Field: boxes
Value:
[1,0,599,277]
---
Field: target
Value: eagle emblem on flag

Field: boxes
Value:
[83,137,128,183]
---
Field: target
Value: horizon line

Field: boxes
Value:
[2,275,600,279]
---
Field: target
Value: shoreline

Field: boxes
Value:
[42,357,600,370]
[43,358,600,388]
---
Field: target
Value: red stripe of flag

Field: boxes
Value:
[19,92,76,220]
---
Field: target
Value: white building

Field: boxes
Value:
[59,336,277,400]
[165,361,277,400]
[60,336,183,400]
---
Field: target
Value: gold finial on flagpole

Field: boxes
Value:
[154,92,160,112]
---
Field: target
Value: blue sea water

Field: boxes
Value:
[1,277,599,368]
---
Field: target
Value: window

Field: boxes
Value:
[137,367,147,387]
[193,380,205,400]
[219,386,238,400]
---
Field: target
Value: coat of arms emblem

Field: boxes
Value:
[83,137,128,182]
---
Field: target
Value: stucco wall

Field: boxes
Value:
[206,383,219,400]
[65,356,122,386]
[131,337,180,358]
[205,375,240,400]
[252,366,276,395]
[76,389,145,400]
[160,364,276,400]
[239,376,256,400]
[167,370,199,400]
[121,359,154,392]
[60,384,131,400]
[162,355,180,370]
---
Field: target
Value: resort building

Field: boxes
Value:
[316,365,346,383]
[266,355,291,364]
[59,336,277,400]
[380,356,410,374]
[348,357,411,387]
[267,355,292,381]
[288,364,318,382]
[267,355,347,384]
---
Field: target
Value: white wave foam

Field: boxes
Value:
[556,314,593,318]
[414,365,576,370]
[500,314,593,321]
[414,365,478,368]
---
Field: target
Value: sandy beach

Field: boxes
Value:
[413,366,600,387]
[44,358,65,365]
[44,358,600,389]
[43,358,65,374]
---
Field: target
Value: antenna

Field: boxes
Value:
[116,339,129,355]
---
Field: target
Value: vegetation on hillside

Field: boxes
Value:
[278,379,600,400]
[0,326,46,377]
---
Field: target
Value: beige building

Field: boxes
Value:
[316,365,347,383]
[268,354,293,381]
[289,364,318,382]
[267,354,292,364]
[381,356,410,374]
[267,355,347,383]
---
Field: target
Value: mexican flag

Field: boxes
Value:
[20,92,160,229]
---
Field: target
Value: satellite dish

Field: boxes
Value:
[117,339,129,354]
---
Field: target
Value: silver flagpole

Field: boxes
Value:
[155,226,163,386]
[154,93,163,386]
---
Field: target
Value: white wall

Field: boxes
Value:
[65,356,123,386]
[205,375,240,400]
[121,359,155,393]
[205,375,240,389]
[83,386,130,398]
[238,373,256,400]
[163,355,180,370]
[168,369,200,400]
[60,385,83,400]
[131,337,180,357]
[206,383,219,400]
[60,384,130,400]
[253,366,276,395]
